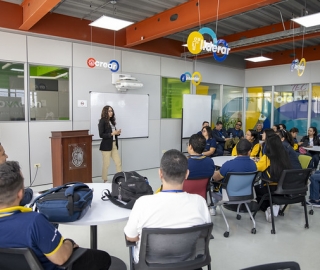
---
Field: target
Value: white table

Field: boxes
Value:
[212,156,236,167]
[34,183,131,250]
[303,146,320,152]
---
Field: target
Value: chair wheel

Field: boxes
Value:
[251,228,256,234]
[305,224,309,229]
[271,230,275,234]
[224,231,229,238]
[309,210,314,215]
[236,214,241,220]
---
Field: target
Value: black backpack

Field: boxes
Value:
[102,171,153,209]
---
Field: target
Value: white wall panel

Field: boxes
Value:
[122,51,160,75]
[160,57,193,78]
[197,62,245,86]
[121,120,160,171]
[0,122,29,186]
[73,43,122,69]
[160,119,182,160]
[29,121,72,185]
[27,36,72,66]
[0,32,26,62]
[245,64,312,87]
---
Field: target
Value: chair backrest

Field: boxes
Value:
[136,223,213,270]
[0,247,43,270]
[222,171,259,201]
[241,261,300,270]
[183,177,210,200]
[274,169,312,195]
[298,155,312,169]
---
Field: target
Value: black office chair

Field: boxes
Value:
[0,247,87,270]
[241,261,300,270]
[125,223,213,270]
[253,168,312,234]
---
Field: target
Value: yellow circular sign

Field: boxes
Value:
[187,32,204,55]
[297,58,306,77]
[191,71,202,86]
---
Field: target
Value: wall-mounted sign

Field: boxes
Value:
[290,58,306,77]
[77,100,88,107]
[187,27,231,62]
[180,71,202,86]
[87,58,120,72]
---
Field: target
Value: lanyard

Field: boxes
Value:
[161,190,184,193]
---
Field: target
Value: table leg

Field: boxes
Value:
[90,225,97,249]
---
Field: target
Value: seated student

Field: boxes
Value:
[232,129,262,158]
[227,120,244,140]
[298,127,320,169]
[272,124,280,132]
[309,171,320,206]
[212,121,230,154]
[0,143,33,206]
[124,149,211,264]
[254,134,292,222]
[0,161,111,270]
[276,129,301,169]
[187,134,215,179]
[201,126,221,157]
[255,122,264,141]
[279,123,286,130]
[212,139,257,216]
[290,127,299,151]
[197,121,209,135]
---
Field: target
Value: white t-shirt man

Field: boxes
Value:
[124,192,211,263]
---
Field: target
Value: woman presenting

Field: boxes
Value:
[98,105,122,182]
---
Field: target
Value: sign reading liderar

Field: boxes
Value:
[187,27,230,62]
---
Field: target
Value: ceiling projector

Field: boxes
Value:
[115,76,143,91]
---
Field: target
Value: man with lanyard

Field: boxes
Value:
[227,121,244,139]
[187,134,215,179]
[212,121,230,154]
[0,161,112,270]
[124,149,211,264]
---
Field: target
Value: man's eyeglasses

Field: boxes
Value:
[236,123,242,126]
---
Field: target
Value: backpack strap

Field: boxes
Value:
[101,189,135,209]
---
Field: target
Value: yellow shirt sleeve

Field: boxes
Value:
[231,143,237,156]
[255,154,270,172]
[293,143,298,151]
[250,143,262,157]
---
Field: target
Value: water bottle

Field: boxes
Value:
[230,133,233,139]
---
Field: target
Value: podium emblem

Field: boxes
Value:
[72,146,84,167]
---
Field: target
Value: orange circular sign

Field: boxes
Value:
[87,58,96,68]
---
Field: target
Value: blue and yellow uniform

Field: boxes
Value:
[0,206,63,270]
[232,142,262,158]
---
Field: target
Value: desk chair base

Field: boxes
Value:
[218,201,256,238]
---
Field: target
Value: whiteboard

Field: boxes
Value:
[182,94,211,138]
[90,92,149,140]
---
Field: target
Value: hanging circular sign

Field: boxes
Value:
[180,71,202,86]
[297,58,306,77]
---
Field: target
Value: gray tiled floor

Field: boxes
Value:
[33,169,320,270]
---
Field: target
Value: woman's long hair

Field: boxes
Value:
[276,129,294,147]
[265,134,292,180]
[202,126,213,139]
[101,105,116,126]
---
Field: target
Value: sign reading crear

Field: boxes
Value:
[87,58,119,72]
[187,27,230,62]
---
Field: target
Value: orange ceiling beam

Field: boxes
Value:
[125,0,282,47]
[19,0,61,30]
[246,45,320,68]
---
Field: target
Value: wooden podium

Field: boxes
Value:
[50,130,93,187]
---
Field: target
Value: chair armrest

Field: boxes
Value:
[58,247,87,269]
[261,178,274,184]
[124,234,136,247]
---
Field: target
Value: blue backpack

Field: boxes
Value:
[31,182,93,222]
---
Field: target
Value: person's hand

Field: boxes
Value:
[225,138,230,141]
[298,142,303,146]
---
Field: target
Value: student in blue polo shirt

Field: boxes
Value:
[213,139,257,181]
[201,126,220,157]
[187,133,215,179]
[197,121,209,135]
[0,161,111,270]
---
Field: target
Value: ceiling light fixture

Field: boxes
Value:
[292,12,320,27]
[244,56,272,62]
[2,63,12,69]
[182,44,188,47]
[11,68,24,72]
[89,15,133,31]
